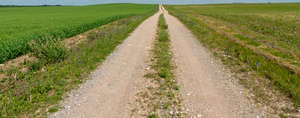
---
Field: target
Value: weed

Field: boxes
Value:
[148,114,157,118]
[48,106,60,113]
[28,60,43,71]
[30,37,67,64]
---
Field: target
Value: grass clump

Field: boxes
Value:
[148,114,157,118]
[27,60,43,71]
[31,37,67,64]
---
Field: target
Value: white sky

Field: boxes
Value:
[1,0,300,5]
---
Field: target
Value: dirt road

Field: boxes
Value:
[163,8,266,118]
[50,6,268,118]
[50,10,161,118]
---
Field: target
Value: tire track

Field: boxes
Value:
[163,7,267,118]
[50,10,161,118]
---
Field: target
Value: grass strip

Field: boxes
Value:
[0,10,156,117]
[143,14,182,118]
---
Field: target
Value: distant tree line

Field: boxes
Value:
[0,5,62,7]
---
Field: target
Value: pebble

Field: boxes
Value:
[187,92,192,96]
[197,114,202,117]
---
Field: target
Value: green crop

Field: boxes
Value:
[0,4,156,63]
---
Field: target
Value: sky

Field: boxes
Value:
[1,0,300,5]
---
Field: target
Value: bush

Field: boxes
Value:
[31,37,67,64]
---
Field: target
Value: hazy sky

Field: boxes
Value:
[1,0,300,5]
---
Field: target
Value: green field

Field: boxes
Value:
[166,3,300,106]
[0,4,156,63]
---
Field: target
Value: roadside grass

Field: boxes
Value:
[0,10,156,117]
[0,4,157,63]
[166,4,299,116]
[145,14,182,118]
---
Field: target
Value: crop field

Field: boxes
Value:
[166,3,300,105]
[0,4,156,63]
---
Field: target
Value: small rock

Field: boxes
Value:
[187,92,192,96]
[197,114,202,117]
[170,111,174,115]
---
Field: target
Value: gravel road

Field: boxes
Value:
[49,6,269,118]
[50,10,161,118]
[163,8,267,118]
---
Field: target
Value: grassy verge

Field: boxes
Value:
[166,5,299,116]
[0,9,156,117]
[133,14,182,118]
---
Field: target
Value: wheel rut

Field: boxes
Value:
[50,10,162,118]
[163,7,267,118]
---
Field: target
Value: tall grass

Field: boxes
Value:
[30,37,67,64]
[0,4,156,63]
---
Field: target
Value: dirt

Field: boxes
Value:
[49,10,162,118]
[163,8,270,118]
